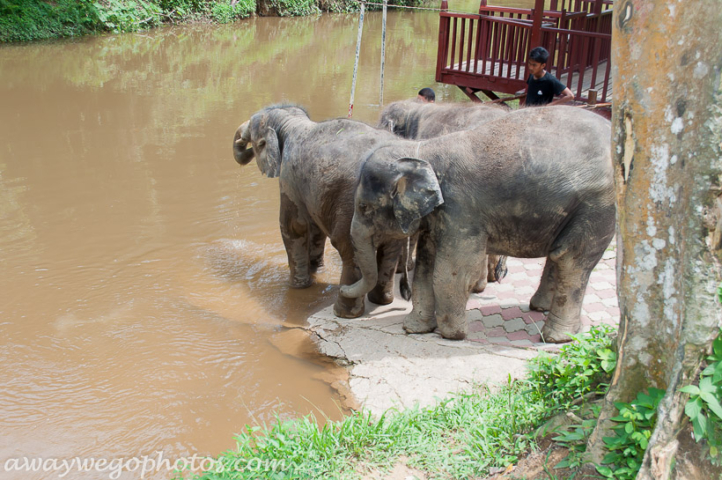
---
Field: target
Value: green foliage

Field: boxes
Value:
[93,0,161,33]
[596,388,665,480]
[0,0,101,42]
[551,414,599,470]
[267,0,320,17]
[210,0,255,23]
[527,325,617,411]
[1,0,420,42]
[187,380,548,479]
[681,328,722,463]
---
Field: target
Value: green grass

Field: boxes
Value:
[0,0,426,43]
[181,326,617,479]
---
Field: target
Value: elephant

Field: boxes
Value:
[378,99,511,290]
[378,99,509,139]
[340,106,615,343]
[233,104,408,318]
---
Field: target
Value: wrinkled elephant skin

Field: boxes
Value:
[232,105,406,318]
[342,106,615,343]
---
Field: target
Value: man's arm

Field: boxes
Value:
[549,87,574,106]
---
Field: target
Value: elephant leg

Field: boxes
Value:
[368,241,402,305]
[432,238,486,340]
[333,241,365,319]
[472,254,490,293]
[530,259,556,311]
[403,231,437,334]
[309,223,326,273]
[541,228,609,343]
[280,194,312,289]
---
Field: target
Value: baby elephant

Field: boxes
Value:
[378,99,511,291]
[233,104,407,318]
[342,106,615,343]
[378,99,509,139]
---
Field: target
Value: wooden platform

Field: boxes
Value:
[448,59,612,101]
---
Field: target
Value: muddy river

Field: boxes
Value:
[0,2,526,478]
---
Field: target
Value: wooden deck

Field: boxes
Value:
[435,0,614,104]
[449,59,612,100]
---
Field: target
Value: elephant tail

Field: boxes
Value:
[493,255,508,282]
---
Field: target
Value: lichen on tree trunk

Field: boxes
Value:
[585,0,722,477]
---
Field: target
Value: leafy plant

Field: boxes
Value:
[527,325,617,412]
[681,328,722,463]
[211,0,255,23]
[94,0,161,33]
[597,388,665,480]
[552,414,598,470]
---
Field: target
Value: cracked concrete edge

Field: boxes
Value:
[303,301,539,416]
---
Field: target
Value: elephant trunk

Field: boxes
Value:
[233,121,255,165]
[340,219,378,299]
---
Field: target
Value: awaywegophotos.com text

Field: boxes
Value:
[3,452,286,479]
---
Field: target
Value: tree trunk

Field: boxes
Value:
[585,0,722,478]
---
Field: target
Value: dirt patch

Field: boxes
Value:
[361,457,428,480]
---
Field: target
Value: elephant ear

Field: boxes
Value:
[391,157,444,235]
[257,126,282,178]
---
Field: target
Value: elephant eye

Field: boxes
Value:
[358,202,368,212]
[257,139,266,148]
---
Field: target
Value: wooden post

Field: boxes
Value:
[587,88,598,105]
[435,0,450,83]
[379,0,387,106]
[348,0,365,118]
[529,0,545,47]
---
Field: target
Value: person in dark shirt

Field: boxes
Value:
[522,47,574,107]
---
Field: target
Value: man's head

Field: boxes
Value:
[527,47,549,78]
[417,87,435,103]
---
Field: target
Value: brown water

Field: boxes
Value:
[0,3,527,479]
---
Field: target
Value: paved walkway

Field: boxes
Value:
[305,249,620,415]
[465,250,619,348]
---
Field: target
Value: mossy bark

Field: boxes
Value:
[585,0,722,477]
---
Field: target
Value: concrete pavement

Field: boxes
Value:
[304,250,619,416]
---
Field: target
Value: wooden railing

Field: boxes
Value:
[436,12,533,94]
[436,0,613,103]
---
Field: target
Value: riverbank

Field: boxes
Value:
[188,326,618,479]
[0,0,424,43]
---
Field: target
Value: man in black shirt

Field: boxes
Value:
[522,47,574,107]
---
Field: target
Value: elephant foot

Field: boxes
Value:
[333,295,365,319]
[472,278,488,293]
[403,311,437,334]
[367,285,394,306]
[529,292,553,312]
[436,320,467,340]
[541,313,580,343]
[289,275,313,289]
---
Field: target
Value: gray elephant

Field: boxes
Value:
[378,99,508,139]
[233,104,407,318]
[378,99,510,290]
[341,106,615,343]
